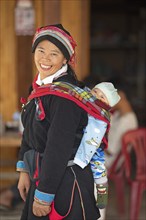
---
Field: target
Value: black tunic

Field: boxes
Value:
[19,72,100,220]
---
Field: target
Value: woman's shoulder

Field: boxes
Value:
[53,70,86,89]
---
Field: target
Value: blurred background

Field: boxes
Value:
[0,0,146,219]
[0,0,145,125]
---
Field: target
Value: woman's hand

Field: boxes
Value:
[17,172,30,202]
[33,200,51,216]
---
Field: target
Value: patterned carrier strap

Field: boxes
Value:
[28,81,111,124]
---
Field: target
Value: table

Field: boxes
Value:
[0,132,21,148]
[0,132,22,188]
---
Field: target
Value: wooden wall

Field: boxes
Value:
[0,0,90,122]
[0,1,18,121]
[61,0,90,80]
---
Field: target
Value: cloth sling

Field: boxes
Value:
[25,81,111,149]
[28,81,110,121]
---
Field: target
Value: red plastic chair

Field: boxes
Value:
[122,127,146,220]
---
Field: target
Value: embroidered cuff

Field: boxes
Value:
[34,189,55,205]
[16,160,27,172]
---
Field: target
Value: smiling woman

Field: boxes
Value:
[16,24,100,220]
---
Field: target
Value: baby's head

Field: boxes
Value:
[91,82,121,107]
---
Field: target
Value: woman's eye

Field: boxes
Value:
[38,49,44,53]
[51,53,57,56]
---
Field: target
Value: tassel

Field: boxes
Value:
[35,98,45,120]
[20,97,27,105]
[20,97,27,108]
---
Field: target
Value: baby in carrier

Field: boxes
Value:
[73,82,121,209]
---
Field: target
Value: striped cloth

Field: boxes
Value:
[28,81,111,124]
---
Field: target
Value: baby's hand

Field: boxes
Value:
[96,183,108,209]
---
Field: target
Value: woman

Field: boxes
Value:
[16,24,100,220]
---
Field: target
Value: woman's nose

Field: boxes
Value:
[42,53,51,60]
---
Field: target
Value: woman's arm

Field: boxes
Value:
[34,96,86,205]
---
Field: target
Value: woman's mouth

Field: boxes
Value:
[40,64,52,71]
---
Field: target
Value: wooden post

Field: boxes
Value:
[43,0,61,25]
[0,0,18,121]
[60,0,90,81]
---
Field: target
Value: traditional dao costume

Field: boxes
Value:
[16,24,110,220]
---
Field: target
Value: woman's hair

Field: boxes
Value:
[67,64,85,88]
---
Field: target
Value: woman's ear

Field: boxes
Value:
[63,59,67,65]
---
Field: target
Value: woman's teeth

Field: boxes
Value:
[41,64,51,69]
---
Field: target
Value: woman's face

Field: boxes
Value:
[34,40,67,80]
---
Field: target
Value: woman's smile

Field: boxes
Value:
[40,64,52,71]
[34,40,67,80]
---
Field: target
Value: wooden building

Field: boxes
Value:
[0,0,145,188]
[0,0,90,121]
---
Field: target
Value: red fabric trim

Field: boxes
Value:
[20,97,27,105]
[28,89,110,125]
[37,98,46,120]
[49,202,64,220]
[49,180,76,219]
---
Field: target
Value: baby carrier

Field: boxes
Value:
[27,81,111,148]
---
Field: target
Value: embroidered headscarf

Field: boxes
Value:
[32,24,77,67]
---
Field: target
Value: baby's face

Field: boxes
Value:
[91,88,109,105]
